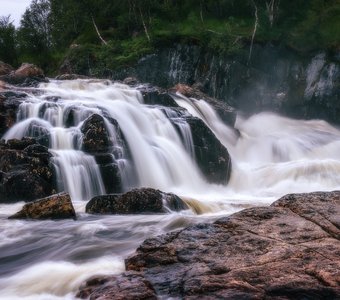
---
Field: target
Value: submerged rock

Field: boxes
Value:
[86,188,188,214]
[0,138,57,203]
[82,190,340,298]
[8,192,76,220]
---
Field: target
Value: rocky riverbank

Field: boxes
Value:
[78,190,340,299]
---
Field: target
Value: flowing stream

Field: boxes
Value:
[1,80,340,299]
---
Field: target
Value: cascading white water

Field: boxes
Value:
[4,80,208,200]
[173,93,340,196]
[2,79,340,300]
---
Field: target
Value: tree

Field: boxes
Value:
[0,16,17,65]
[17,0,52,67]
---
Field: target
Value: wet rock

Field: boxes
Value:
[77,272,157,300]
[137,84,178,107]
[14,63,44,78]
[8,192,76,220]
[97,161,122,194]
[170,83,236,126]
[6,137,36,150]
[123,76,140,86]
[81,191,340,298]
[0,91,26,137]
[109,190,339,299]
[0,138,56,203]
[0,63,48,86]
[86,188,188,214]
[81,114,111,154]
[81,114,128,193]
[185,117,231,184]
[0,61,14,76]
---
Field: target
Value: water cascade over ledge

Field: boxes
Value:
[1,79,340,299]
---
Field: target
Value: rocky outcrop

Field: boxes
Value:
[185,117,231,184]
[0,63,48,86]
[0,61,14,76]
[82,191,340,299]
[0,138,57,203]
[0,90,26,137]
[8,192,76,220]
[170,83,236,126]
[118,44,339,124]
[81,113,127,193]
[136,84,179,107]
[86,188,188,214]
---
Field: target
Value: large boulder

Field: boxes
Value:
[0,61,14,76]
[81,114,111,154]
[83,191,340,298]
[185,117,231,184]
[0,63,48,86]
[14,63,44,78]
[81,113,128,194]
[8,192,76,220]
[0,138,57,203]
[86,188,188,214]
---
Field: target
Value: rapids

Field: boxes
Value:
[1,79,340,299]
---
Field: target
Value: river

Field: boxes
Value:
[1,80,340,299]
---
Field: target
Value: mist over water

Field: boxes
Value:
[1,80,340,299]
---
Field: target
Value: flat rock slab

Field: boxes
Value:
[80,191,340,299]
[9,192,76,220]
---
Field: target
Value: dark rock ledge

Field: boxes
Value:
[78,191,340,299]
[86,188,188,215]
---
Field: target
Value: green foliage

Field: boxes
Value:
[16,0,53,69]
[1,0,339,73]
[0,16,17,65]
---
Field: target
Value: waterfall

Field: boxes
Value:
[4,80,208,200]
[2,79,340,300]
[173,92,340,196]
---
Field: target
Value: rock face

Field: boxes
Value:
[120,44,339,124]
[86,188,188,214]
[8,192,76,220]
[0,138,57,203]
[185,117,231,184]
[0,63,48,86]
[82,191,340,299]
